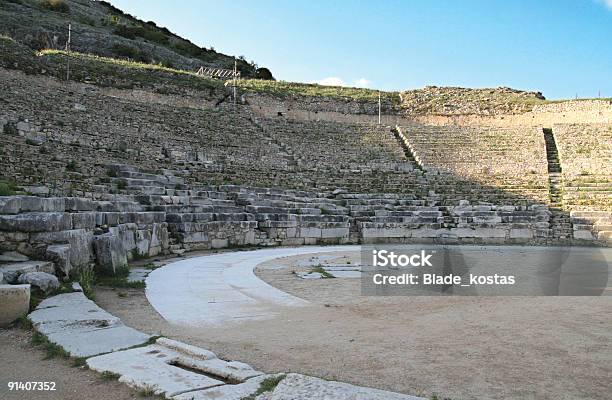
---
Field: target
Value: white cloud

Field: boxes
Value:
[310,77,373,88]
[597,0,612,9]
[310,77,346,86]
[354,78,371,88]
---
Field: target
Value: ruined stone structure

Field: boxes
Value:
[0,36,610,284]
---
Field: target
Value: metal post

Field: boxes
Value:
[233,59,237,107]
[378,92,381,125]
[65,24,71,81]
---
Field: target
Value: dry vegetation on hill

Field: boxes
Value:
[0,0,264,76]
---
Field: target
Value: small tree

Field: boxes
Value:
[39,0,70,13]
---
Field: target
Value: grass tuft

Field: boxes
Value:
[31,331,70,359]
[242,375,285,400]
[100,371,121,381]
[311,266,335,279]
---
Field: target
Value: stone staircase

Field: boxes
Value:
[543,128,573,239]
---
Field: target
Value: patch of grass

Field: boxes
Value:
[16,313,33,330]
[143,262,159,270]
[100,371,121,381]
[65,160,79,172]
[311,265,335,279]
[96,265,145,289]
[39,50,223,93]
[77,268,96,300]
[431,394,453,400]
[3,121,18,135]
[237,79,398,103]
[31,331,70,359]
[72,357,87,367]
[0,179,19,196]
[29,289,46,311]
[242,375,285,400]
[138,384,156,397]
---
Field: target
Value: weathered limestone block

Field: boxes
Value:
[0,213,72,232]
[321,227,350,239]
[0,196,21,214]
[573,230,595,240]
[135,230,151,257]
[0,284,30,327]
[30,229,94,270]
[509,229,533,239]
[0,261,55,283]
[71,212,97,229]
[271,373,424,400]
[18,272,59,294]
[149,223,168,253]
[93,234,127,274]
[20,197,65,213]
[45,244,72,278]
[64,197,96,211]
[110,224,137,256]
[0,251,29,262]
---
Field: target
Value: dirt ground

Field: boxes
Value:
[0,328,147,400]
[94,250,611,400]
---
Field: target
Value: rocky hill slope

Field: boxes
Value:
[0,0,268,78]
[400,86,547,116]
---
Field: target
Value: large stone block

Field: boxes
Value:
[45,244,72,279]
[18,272,59,294]
[0,213,72,232]
[30,229,94,270]
[0,261,55,284]
[29,292,150,357]
[93,234,127,274]
[0,284,30,327]
[0,196,21,214]
[71,212,97,229]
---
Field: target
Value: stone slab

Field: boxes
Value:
[173,374,279,400]
[0,284,30,327]
[87,337,262,398]
[270,373,425,400]
[29,292,150,357]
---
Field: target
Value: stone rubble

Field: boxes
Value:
[17,271,59,294]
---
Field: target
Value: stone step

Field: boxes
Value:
[0,260,55,283]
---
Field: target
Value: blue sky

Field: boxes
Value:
[109,0,612,99]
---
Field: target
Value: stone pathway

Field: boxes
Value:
[28,291,150,358]
[146,246,361,326]
[27,287,425,399]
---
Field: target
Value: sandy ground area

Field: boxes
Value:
[94,250,611,400]
[0,328,147,400]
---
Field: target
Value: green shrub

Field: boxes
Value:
[111,43,151,63]
[77,268,96,300]
[65,160,78,172]
[0,180,18,196]
[3,121,17,135]
[113,24,169,45]
[255,67,274,80]
[39,0,70,13]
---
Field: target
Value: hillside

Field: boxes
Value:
[0,0,269,78]
[400,86,547,116]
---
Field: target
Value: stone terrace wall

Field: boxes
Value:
[413,100,612,127]
[246,93,414,126]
